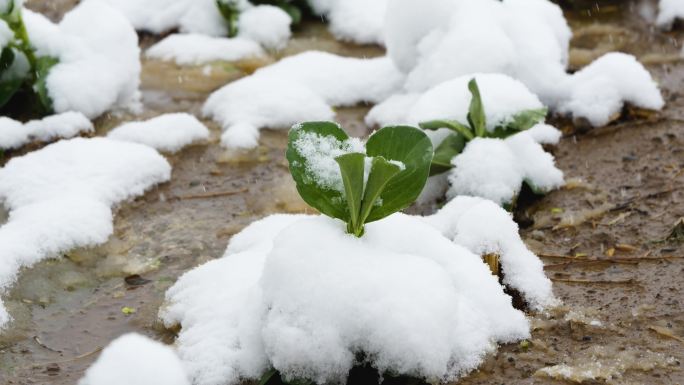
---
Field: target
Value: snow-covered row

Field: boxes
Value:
[0,112,93,150]
[204,51,405,149]
[0,138,171,329]
[79,334,190,385]
[24,0,141,118]
[657,0,684,29]
[384,0,664,126]
[160,203,555,385]
[107,113,210,153]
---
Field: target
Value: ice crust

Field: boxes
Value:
[0,138,171,329]
[161,204,555,384]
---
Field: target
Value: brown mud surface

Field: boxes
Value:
[1,1,683,384]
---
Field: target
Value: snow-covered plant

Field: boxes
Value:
[251,0,308,25]
[0,0,57,112]
[287,121,433,237]
[421,78,547,176]
[215,0,241,37]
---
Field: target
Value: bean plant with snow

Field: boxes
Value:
[154,122,556,385]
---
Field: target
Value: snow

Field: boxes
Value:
[145,34,264,66]
[383,0,663,127]
[0,19,12,49]
[657,0,684,29]
[559,53,665,127]
[107,113,210,153]
[24,0,141,118]
[162,208,555,384]
[0,138,171,329]
[204,51,404,149]
[447,124,564,205]
[309,0,388,45]
[292,128,365,193]
[0,112,94,150]
[423,196,556,309]
[366,73,543,128]
[238,5,292,50]
[79,333,190,385]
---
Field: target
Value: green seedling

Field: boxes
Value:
[0,0,58,112]
[287,122,433,237]
[420,78,547,176]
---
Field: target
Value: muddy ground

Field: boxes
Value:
[0,1,683,384]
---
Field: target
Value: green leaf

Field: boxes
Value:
[0,48,28,108]
[258,369,279,385]
[419,119,473,140]
[335,152,366,236]
[364,126,433,222]
[505,107,548,131]
[467,78,487,137]
[33,56,58,112]
[216,0,240,37]
[0,46,14,72]
[355,156,401,235]
[286,121,350,222]
[430,133,466,176]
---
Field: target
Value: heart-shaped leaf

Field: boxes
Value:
[364,125,433,222]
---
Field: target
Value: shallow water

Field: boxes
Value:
[2,0,684,384]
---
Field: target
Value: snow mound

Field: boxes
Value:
[24,0,141,118]
[204,51,405,149]
[162,209,555,384]
[424,196,556,309]
[93,0,291,48]
[366,73,543,128]
[0,112,93,150]
[384,0,663,126]
[447,124,564,205]
[79,333,189,385]
[145,34,265,66]
[657,0,684,29]
[107,113,210,152]
[0,19,12,48]
[0,138,171,329]
[309,0,388,45]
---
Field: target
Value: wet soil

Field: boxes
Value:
[1,1,683,384]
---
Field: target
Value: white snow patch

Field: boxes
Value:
[309,0,388,45]
[204,51,405,149]
[162,208,554,384]
[79,333,190,385]
[0,112,93,150]
[107,113,210,153]
[657,0,684,29]
[145,34,264,66]
[0,19,12,49]
[238,5,292,50]
[383,0,663,127]
[0,138,171,329]
[366,73,543,129]
[446,125,564,205]
[424,196,556,309]
[24,1,141,118]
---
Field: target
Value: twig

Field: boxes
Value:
[171,188,248,200]
[33,336,61,353]
[544,260,639,269]
[649,325,684,344]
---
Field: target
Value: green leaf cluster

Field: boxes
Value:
[420,78,547,176]
[0,0,58,112]
[287,122,433,237]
